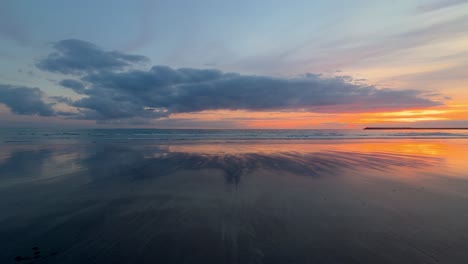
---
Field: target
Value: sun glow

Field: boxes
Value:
[166,103,468,129]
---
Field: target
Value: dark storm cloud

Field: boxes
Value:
[0,84,55,116]
[36,39,149,74]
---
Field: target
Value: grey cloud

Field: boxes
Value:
[62,65,444,120]
[73,96,169,120]
[50,96,73,104]
[36,39,149,75]
[59,79,86,94]
[0,84,55,116]
[33,39,446,122]
[55,111,80,117]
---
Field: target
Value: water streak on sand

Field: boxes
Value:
[1,139,468,263]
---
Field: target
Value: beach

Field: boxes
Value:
[1,132,468,263]
[2,1,468,262]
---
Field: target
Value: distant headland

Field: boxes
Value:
[364,127,468,130]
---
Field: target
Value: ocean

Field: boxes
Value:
[1,129,468,263]
[2,128,468,142]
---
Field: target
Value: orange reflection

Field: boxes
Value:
[165,139,468,180]
[166,139,464,156]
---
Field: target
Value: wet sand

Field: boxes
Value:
[1,139,468,263]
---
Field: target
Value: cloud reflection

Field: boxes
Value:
[74,143,443,187]
[0,141,461,264]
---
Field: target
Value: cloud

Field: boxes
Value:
[72,95,170,120]
[248,14,468,74]
[59,79,86,94]
[0,84,55,116]
[64,66,443,121]
[32,39,446,122]
[49,96,73,104]
[36,39,149,75]
[417,0,468,13]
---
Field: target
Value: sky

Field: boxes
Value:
[0,0,468,128]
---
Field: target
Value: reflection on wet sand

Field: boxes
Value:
[97,149,441,185]
[0,141,445,186]
[1,140,468,263]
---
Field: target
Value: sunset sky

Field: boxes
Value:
[1,0,467,128]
